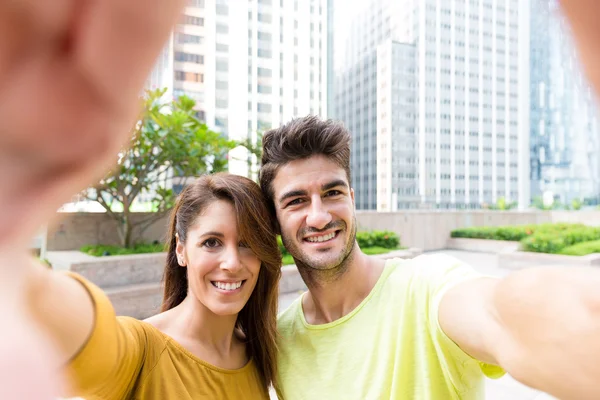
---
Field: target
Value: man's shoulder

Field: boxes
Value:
[382,253,479,296]
[277,293,304,333]
[384,253,467,278]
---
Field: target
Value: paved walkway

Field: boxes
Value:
[275,250,557,400]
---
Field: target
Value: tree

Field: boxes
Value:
[85,89,235,247]
[235,131,263,181]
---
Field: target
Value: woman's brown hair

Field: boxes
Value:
[162,173,281,390]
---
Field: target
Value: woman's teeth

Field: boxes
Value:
[212,281,243,291]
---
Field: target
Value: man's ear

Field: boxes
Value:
[350,188,355,208]
[274,219,281,235]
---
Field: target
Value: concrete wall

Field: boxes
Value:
[47,210,600,252]
[47,212,169,251]
[356,211,553,251]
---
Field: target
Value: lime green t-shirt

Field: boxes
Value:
[276,254,505,400]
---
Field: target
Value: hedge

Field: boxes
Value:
[450,223,600,255]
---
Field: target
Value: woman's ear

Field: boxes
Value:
[175,235,187,267]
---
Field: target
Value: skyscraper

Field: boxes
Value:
[172,0,330,177]
[335,0,531,211]
[529,0,600,205]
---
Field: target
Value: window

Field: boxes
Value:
[258,67,271,77]
[216,59,229,72]
[258,49,272,58]
[174,52,204,64]
[258,31,272,41]
[258,103,272,113]
[258,13,272,23]
[216,4,228,15]
[258,85,272,94]
[183,15,204,25]
[174,71,203,83]
[216,24,229,34]
[177,33,203,44]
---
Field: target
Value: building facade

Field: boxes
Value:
[335,0,531,211]
[172,0,330,177]
[529,0,600,205]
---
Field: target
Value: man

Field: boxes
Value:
[260,116,600,400]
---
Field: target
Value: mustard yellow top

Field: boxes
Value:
[65,273,269,400]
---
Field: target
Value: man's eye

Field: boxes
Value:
[202,238,221,248]
[288,198,304,206]
[326,190,341,197]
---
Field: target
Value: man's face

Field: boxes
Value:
[271,155,356,271]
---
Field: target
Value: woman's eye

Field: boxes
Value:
[202,238,221,248]
[239,241,249,248]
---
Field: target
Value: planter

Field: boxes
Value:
[446,238,520,254]
[47,251,166,289]
[498,249,600,270]
[46,247,424,319]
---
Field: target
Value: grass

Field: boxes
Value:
[81,243,165,257]
[281,246,403,266]
[559,239,600,256]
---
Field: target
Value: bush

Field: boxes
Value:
[451,225,537,241]
[277,236,289,257]
[520,225,600,254]
[356,230,400,249]
[560,239,600,256]
[81,243,165,257]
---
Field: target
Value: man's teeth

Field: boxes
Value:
[213,281,243,291]
[306,232,336,243]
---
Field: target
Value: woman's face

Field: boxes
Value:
[176,200,261,316]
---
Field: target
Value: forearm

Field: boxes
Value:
[23,255,95,367]
[492,267,600,400]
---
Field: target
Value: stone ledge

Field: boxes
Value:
[446,238,521,254]
[498,249,600,270]
[106,282,163,319]
[47,251,166,289]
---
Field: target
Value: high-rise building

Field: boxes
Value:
[172,0,330,177]
[145,34,175,100]
[335,0,531,211]
[529,0,600,205]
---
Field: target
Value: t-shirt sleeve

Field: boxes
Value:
[63,272,148,399]
[420,254,506,380]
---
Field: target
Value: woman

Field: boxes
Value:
[58,173,281,399]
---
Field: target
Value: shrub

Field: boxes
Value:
[451,225,537,241]
[560,239,600,256]
[81,243,165,257]
[356,230,400,249]
[520,225,600,254]
[277,236,289,257]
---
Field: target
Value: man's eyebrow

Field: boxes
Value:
[322,180,348,191]
[278,189,308,204]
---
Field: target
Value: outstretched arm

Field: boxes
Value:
[0,0,184,398]
[440,267,600,400]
